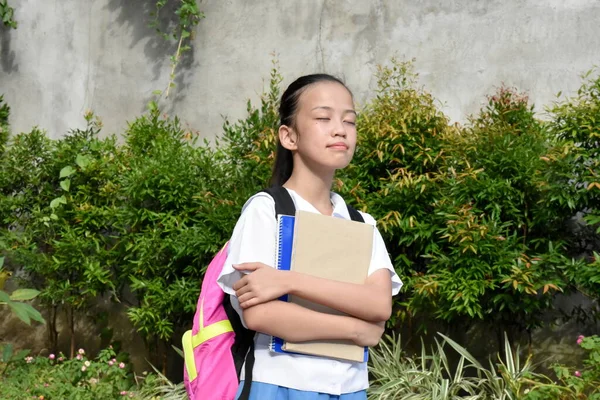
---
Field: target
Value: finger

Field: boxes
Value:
[233,263,260,272]
[232,276,248,291]
[237,292,254,305]
[240,297,260,309]
[235,283,252,298]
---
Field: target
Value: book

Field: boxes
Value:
[269,210,374,363]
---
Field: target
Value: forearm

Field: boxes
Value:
[287,270,391,322]
[242,300,359,343]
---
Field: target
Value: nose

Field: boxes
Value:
[332,119,347,137]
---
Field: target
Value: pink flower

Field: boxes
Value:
[120,391,128,396]
[58,356,65,362]
[76,354,83,360]
[575,370,581,377]
[81,365,87,372]
[78,348,85,355]
[119,362,125,369]
[84,361,91,367]
[25,356,34,364]
[108,360,114,366]
[577,335,585,345]
[48,354,55,360]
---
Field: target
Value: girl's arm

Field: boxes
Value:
[234,264,392,322]
[242,299,384,347]
[288,268,392,322]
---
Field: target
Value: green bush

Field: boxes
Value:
[1,59,599,379]
[406,85,583,338]
[547,70,600,302]
[0,345,154,399]
[368,332,545,400]
[369,333,600,400]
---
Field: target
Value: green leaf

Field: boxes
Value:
[59,166,76,178]
[0,290,10,302]
[8,302,31,325]
[50,195,67,209]
[76,154,92,169]
[27,305,46,324]
[10,288,40,301]
[14,349,31,361]
[0,256,4,268]
[60,179,71,192]
[2,343,13,363]
[171,345,184,358]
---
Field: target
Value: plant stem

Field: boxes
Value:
[69,306,75,358]
[48,304,58,353]
[164,33,184,99]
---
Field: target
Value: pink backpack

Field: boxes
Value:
[181,187,295,400]
[181,187,364,400]
[182,242,241,400]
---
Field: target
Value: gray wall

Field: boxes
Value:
[1,0,600,140]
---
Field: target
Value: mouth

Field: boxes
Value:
[327,142,349,150]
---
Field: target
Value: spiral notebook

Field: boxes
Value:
[269,210,374,363]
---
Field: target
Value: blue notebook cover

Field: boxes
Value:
[268,214,369,362]
[269,214,295,354]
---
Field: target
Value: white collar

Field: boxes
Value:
[285,188,350,219]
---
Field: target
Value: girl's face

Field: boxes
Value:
[288,81,357,173]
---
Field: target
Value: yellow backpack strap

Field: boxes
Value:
[182,298,234,381]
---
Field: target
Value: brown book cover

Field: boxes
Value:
[282,210,374,362]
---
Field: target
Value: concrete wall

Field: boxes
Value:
[1,0,600,141]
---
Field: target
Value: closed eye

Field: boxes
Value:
[344,121,356,126]
[316,117,330,121]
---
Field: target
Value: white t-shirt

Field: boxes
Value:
[217,188,402,395]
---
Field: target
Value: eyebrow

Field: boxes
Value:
[311,106,357,116]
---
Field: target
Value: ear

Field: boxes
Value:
[278,125,298,151]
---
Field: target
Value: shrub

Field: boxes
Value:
[406,86,583,341]
[0,114,123,356]
[368,332,544,399]
[0,346,145,399]
[547,70,600,306]
[1,59,599,381]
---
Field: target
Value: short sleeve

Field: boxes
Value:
[361,212,403,296]
[217,193,278,327]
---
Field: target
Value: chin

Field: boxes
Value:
[330,159,352,170]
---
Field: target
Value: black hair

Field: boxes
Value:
[269,74,352,187]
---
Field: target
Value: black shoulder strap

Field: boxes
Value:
[264,186,364,224]
[262,186,296,216]
[346,204,364,223]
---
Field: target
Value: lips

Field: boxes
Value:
[327,142,349,150]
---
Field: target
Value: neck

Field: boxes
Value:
[284,166,335,215]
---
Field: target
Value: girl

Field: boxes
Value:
[218,74,402,400]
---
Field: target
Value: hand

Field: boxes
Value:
[232,263,290,309]
[353,320,385,347]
